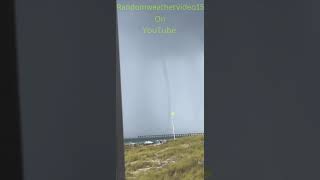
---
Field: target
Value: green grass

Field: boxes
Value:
[124,135,204,180]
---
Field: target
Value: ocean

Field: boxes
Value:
[124,136,175,145]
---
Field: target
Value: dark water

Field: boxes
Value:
[124,137,175,145]
[124,133,204,144]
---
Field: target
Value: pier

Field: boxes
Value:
[137,133,204,139]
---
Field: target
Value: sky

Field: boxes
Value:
[117,0,204,138]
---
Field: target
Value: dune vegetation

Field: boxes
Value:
[124,135,204,180]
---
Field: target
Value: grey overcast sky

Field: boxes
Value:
[117,0,204,138]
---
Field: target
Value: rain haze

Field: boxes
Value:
[117,0,204,138]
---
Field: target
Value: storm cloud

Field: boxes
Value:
[117,0,204,138]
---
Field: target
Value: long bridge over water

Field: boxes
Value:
[137,133,204,139]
